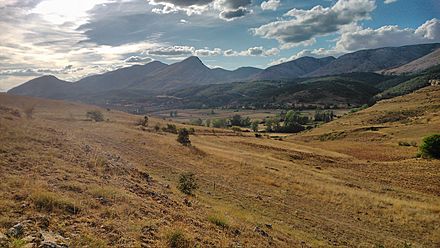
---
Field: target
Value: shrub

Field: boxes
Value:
[419,134,440,159]
[251,120,259,132]
[167,230,190,248]
[137,116,149,127]
[177,129,191,146]
[163,124,178,133]
[86,110,104,122]
[212,118,227,128]
[178,173,198,195]
[208,215,229,228]
[31,191,80,214]
[190,118,203,126]
[154,123,160,132]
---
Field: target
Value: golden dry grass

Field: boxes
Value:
[0,87,439,247]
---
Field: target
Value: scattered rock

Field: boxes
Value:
[254,226,269,237]
[6,223,24,238]
[40,231,68,248]
[0,232,8,246]
[183,198,192,207]
[140,171,152,182]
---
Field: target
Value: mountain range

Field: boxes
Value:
[8,43,440,109]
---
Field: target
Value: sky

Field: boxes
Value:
[0,0,439,91]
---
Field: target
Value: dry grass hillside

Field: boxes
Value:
[0,87,439,247]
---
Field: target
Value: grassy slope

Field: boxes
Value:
[0,87,439,247]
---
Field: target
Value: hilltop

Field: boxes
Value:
[1,84,439,247]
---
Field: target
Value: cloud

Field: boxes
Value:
[261,0,280,11]
[224,47,280,56]
[0,65,82,77]
[194,48,222,56]
[124,56,153,64]
[252,0,376,47]
[145,46,223,57]
[268,48,333,66]
[335,18,440,51]
[219,7,250,20]
[148,0,252,20]
[384,0,397,4]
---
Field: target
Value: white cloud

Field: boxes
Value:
[384,0,397,4]
[335,18,440,52]
[148,0,252,20]
[252,0,376,47]
[224,47,280,56]
[261,0,280,11]
[268,48,334,66]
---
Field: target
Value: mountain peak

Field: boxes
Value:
[181,56,205,66]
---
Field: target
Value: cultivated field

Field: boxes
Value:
[0,86,439,247]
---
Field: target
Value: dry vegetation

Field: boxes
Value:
[0,86,439,247]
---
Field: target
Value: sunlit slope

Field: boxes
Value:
[1,91,439,247]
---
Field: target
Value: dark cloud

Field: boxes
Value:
[220,7,250,20]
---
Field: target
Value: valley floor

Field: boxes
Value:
[0,86,439,247]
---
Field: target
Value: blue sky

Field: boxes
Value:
[0,0,439,91]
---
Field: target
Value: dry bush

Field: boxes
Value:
[31,191,81,214]
[167,229,191,248]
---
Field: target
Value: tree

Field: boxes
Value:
[212,118,227,128]
[419,134,440,159]
[86,110,104,122]
[177,128,191,146]
[190,118,203,126]
[230,114,242,126]
[251,120,259,132]
[178,172,198,195]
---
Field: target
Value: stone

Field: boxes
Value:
[254,226,269,237]
[40,231,68,248]
[6,223,24,238]
[0,232,8,246]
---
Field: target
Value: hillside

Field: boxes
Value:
[253,56,335,80]
[164,73,391,109]
[1,86,439,247]
[381,48,440,75]
[376,64,440,100]
[308,43,440,77]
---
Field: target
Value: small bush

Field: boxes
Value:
[137,116,149,127]
[178,173,198,195]
[419,134,440,159]
[154,123,161,132]
[208,215,229,228]
[9,238,27,248]
[163,124,177,133]
[167,230,190,248]
[31,191,80,214]
[86,110,104,122]
[177,128,191,146]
